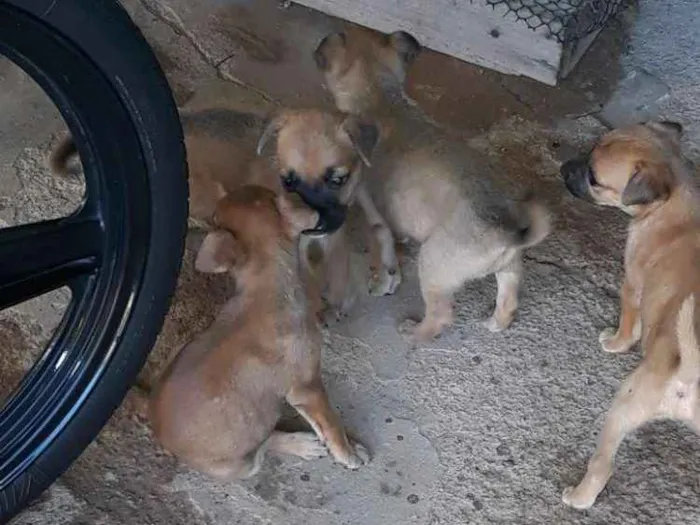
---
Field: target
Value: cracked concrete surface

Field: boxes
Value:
[3,0,700,524]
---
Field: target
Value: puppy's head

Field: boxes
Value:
[560,121,683,214]
[195,185,318,278]
[257,108,379,237]
[313,28,421,113]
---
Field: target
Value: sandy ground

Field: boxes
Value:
[3,1,700,524]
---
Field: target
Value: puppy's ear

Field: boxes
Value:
[256,111,289,156]
[276,194,319,238]
[648,120,683,143]
[313,32,347,71]
[342,116,379,167]
[386,31,421,66]
[195,230,245,273]
[621,161,671,206]
[659,120,683,135]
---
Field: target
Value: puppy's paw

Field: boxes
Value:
[369,266,402,296]
[288,432,329,461]
[398,318,418,336]
[398,318,443,347]
[398,318,419,347]
[483,314,513,333]
[350,440,371,466]
[335,440,370,470]
[599,327,633,353]
[561,485,597,510]
[319,304,349,328]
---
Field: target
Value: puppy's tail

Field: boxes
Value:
[675,294,700,385]
[48,134,78,176]
[516,194,552,248]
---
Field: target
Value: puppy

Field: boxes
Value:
[49,106,379,318]
[313,28,551,342]
[149,185,368,479]
[560,121,700,509]
[255,108,380,317]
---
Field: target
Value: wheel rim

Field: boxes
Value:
[0,4,153,488]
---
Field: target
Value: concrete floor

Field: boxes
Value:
[3,1,700,524]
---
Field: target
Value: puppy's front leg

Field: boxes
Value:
[287,380,369,469]
[323,224,354,320]
[356,183,401,296]
[600,278,641,353]
[298,236,326,324]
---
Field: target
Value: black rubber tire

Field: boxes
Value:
[0,0,188,521]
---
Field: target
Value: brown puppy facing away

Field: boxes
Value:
[49,106,379,318]
[560,121,700,509]
[149,185,368,479]
[313,28,551,342]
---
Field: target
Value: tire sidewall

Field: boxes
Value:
[0,0,188,520]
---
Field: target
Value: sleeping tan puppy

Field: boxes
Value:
[313,28,551,342]
[560,120,700,509]
[149,186,368,479]
[49,107,379,319]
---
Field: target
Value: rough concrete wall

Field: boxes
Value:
[602,0,700,158]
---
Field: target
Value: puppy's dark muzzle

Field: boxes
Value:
[284,178,347,237]
[560,157,594,202]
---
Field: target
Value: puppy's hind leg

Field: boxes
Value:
[210,431,328,480]
[400,288,454,344]
[484,256,522,333]
[206,447,268,480]
[266,430,329,461]
[562,367,660,510]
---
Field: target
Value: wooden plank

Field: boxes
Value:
[293,0,563,85]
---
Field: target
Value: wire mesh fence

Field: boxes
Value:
[485,0,629,44]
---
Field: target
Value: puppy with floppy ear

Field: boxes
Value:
[256,107,388,317]
[313,28,551,342]
[148,186,369,480]
[48,105,381,319]
[560,120,700,509]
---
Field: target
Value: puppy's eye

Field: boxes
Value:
[324,168,349,188]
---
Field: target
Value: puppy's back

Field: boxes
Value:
[376,132,549,247]
[181,108,278,220]
[180,107,264,142]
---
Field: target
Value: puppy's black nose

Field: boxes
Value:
[561,157,595,201]
[560,158,588,179]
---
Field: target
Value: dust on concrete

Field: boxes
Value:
[4,1,700,524]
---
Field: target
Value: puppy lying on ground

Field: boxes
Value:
[313,28,551,342]
[148,186,368,479]
[560,121,700,509]
[49,106,379,319]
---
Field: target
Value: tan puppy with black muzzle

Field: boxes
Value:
[560,120,700,509]
[149,185,369,479]
[313,28,551,342]
[49,107,379,320]
[255,108,381,318]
